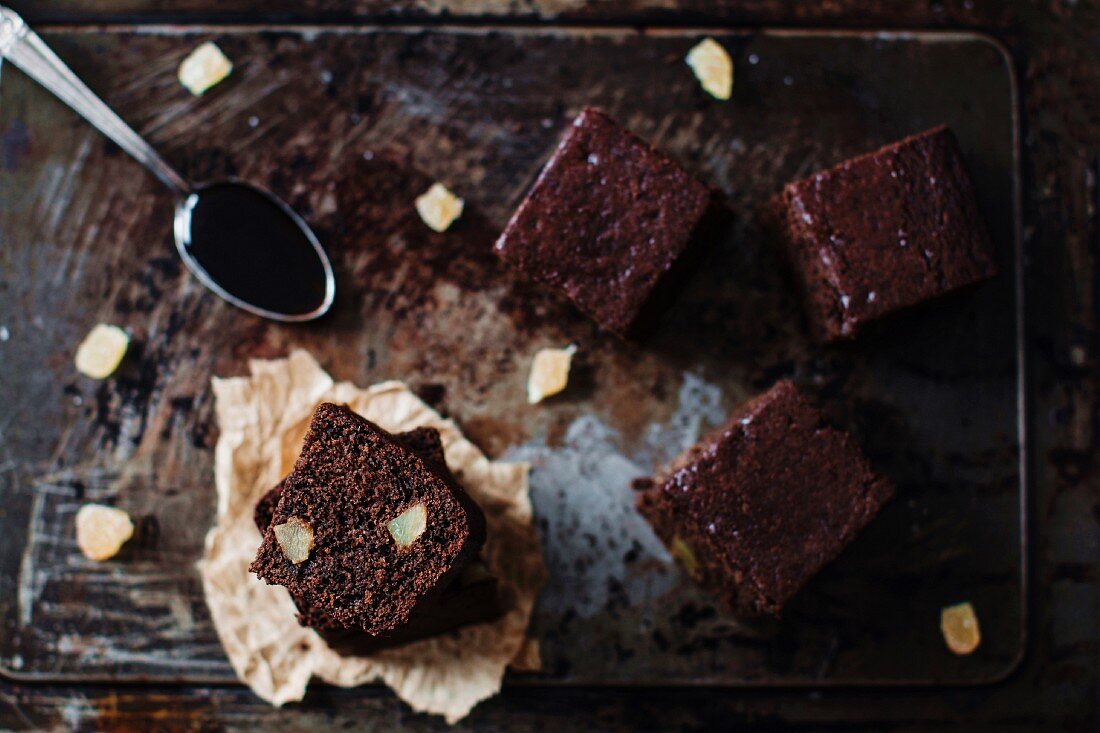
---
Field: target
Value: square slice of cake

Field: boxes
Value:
[636,380,894,616]
[763,126,997,342]
[494,107,717,335]
[250,403,487,635]
[253,425,500,654]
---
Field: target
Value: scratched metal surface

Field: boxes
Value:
[0,27,1020,686]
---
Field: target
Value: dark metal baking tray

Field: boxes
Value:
[0,25,1023,687]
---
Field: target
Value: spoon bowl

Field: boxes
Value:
[174,180,335,322]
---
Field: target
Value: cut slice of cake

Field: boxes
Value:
[250,403,487,635]
[636,380,894,617]
[252,423,501,653]
[494,107,722,336]
[762,126,996,342]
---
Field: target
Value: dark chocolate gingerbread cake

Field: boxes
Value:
[494,106,720,336]
[250,403,487,636]
[252,423,501,654]
[636,380,894,617]
[763,125,996,342]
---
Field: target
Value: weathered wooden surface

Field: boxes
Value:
[0,2,1096,732]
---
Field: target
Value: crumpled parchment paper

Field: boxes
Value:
[199,350,546,723]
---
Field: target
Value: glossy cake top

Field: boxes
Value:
[495,107,713,335]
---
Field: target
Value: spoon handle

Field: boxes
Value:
[0,7,190,196]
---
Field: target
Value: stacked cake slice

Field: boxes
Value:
[250,403,500,655]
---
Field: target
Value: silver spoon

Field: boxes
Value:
[0,8,335,322]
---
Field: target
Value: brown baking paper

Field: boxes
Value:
[199,350,546,723]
